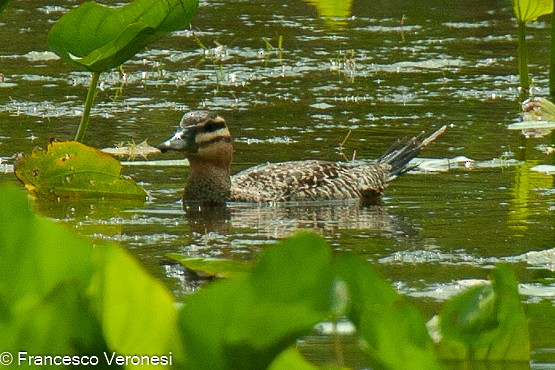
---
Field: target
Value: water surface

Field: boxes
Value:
[1,0,554,367]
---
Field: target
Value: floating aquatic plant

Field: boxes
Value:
[48,0,199,142]
[510,0,553,91]
[14,140,147,200]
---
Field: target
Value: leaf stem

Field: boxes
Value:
[75,71,100,142]
[550,19,555,97]
[517,21,530,92]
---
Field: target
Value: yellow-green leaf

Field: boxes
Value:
[303,0,353,29]
[48,0,198,72]
[14,140,147,200]
[166,254,251,278]
[512,0,553,22]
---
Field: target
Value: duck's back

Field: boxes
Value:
[230,160,391,203]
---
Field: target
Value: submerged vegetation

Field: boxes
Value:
[0,184,532,369]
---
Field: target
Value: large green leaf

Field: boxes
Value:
[0,184,106,357]
[335,253,442,370]
[48,0,198,72]
[179,233,334,370]
[0,184,180,367]
[512,0,553,22]
[14,140,147,200]
[438,264,530,362]
[0,0,11,13]
[89,245,182,367]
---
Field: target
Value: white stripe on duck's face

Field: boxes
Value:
[185,116,233,167]
[158,111,230,154]
[193,116,231,149]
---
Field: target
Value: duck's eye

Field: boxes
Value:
[204,121,214,132]
[204,119,222,133]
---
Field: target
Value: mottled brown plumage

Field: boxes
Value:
[158,111,445,207]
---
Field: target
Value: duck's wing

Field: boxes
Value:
[230,160,390,202]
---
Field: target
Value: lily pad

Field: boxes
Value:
[14,140,147,200]
[512,0,553,23]
[166,254,251,278]
[48,0,198,72]
[521,97,555,121]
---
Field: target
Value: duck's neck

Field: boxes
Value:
[184,158,231,207]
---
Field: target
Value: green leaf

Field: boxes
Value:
[438,264,530,362]
[333,253,399,325]
[335,253,442,370]
[0,0,11,13]
[0,184,180,367]
[0,184,106,356]
[14,140,147,200]
[303,0,353,29]
[89,245,182,366]
[166,254,251,278]
[268,347,322,370]
[48,0,198,72]
[179,233,334,370]
[512,0,553,22]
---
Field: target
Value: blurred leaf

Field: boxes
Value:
[89,245,182,366]
[166,254,251,278]
[48,0,198,72]
[335,253,442,370]
[438,264,530,362]
[179,233,334,370]
[0,184,180,367]
[14,140,147,200]
[0,0,11,13]
[333,253,399,325]
[512,0,553,22]
[0,184,106,356]
[0,184,94,303]
[269,347,330,370]
[303,0,353,29]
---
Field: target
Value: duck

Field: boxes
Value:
[157,111,446,207]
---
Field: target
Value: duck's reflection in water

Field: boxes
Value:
[181,200,414,256]
[167,200,420,295]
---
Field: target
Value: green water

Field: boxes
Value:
[1,0,554,367]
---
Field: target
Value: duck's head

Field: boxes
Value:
[158,111,232,166]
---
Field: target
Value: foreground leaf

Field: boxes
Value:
[0,184,180,367]
[179,233,334,370]
[438,264,530,362]
[335,253,442,370]
[48,0,198,72]
[0,184,105,356]
[89,245,182,366]
[14,140,147,200]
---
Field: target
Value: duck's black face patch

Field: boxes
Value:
[158,111,229,154]
[203,119,226,133]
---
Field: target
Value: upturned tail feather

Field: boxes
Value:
[378,125,447,179]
